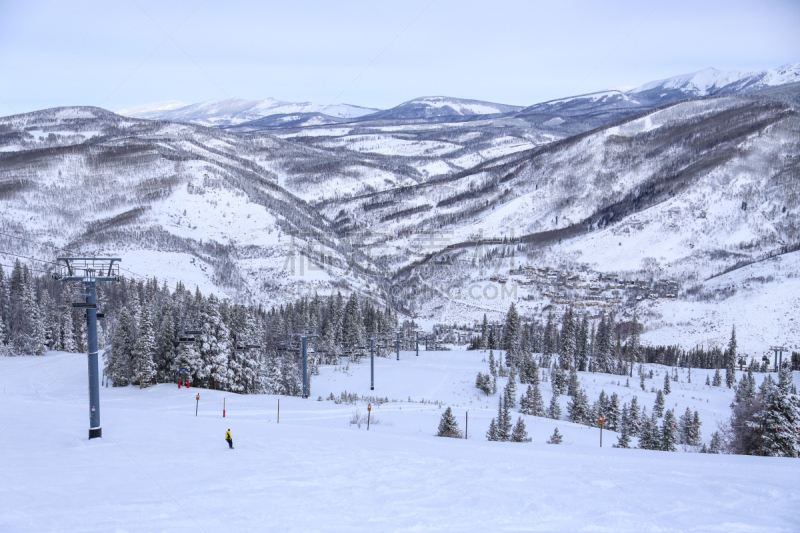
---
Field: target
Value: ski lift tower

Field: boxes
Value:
[771,346,788,371]
[293,334,317,398]
[53,258,121,440]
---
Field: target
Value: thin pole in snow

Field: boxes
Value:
[465,410,468,439]
[278,399,280,424]
[223,397,226,418]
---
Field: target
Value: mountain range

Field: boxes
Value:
[2,62,799,354]
[117,63,800,130]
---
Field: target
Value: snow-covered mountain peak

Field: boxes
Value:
[397,96,522,115]
[116,97,380,126]
[629,62,800,97]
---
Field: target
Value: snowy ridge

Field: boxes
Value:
[117,97,380,126]
[629,63,800,97]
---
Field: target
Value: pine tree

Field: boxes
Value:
[678,407,694,445]
[567,365,579,397]
[760,369,800,457]
[614,424,631,448]
[691,411,702,446]
[546,427,563,444]
[547,392,562,420]
[712,368,722,387]
[566,388,589,424]
[530,381,546,417]
[661,409,678,451]
[705,375,711,386]
[552,365,567,396]
[606,393,621,431]
[199,294,231,390]
[637,409,653,449]
[628,396,641,436]
[653,389,665,418]
[0,314,10,357]
[640,372,647,391]
[58,291,77,352]
[709,431,723,454]
[476,372,492,395]
[488,350,497,378]
[519,385,534,415]
[131,305,157,387]
[504,365,518,408]
[726,326,737,388]
[663,373,671,395]
[436,407,462,438]
[510,417,531,442]
[108,307,135,386]
[486,418,499,441]
[502,303,521,365]
[481,314,489,349]
[558,307,576,369]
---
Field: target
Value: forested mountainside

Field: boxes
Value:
[1,82,798,354]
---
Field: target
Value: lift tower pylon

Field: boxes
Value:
[54,258,121,440]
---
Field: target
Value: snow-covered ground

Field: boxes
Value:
[2,350,798,532]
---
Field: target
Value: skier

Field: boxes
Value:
[225,429,233,449]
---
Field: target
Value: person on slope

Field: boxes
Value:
[225,429,234,449]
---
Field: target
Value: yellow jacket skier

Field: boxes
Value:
[225,429,233,449]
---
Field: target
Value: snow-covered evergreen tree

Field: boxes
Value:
[131,304,157,387]
[486,418,499,441]
[661,409,678,451]
[653,389,665,418]
[606,393,621,431]
[199,294,231,390]
[504,365,518,408]
[566,387,589,424]
[546,427,563,444]
[502,303,521,365]
[709,431,723,454]
[497,396,512,441]
[547,392,562,420]
[760,369,800,457]
[108,307,135,386]
[628,396,641,436]
[726,326,737,389]
[510,417,531,442]
[614,424,631,448]
[712,368,722,387]
[436,407,462,438]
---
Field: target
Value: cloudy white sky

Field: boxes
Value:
[1,0,798,114]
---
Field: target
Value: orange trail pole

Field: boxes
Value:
[223,397,226,418]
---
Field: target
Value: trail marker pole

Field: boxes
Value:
[196,394,199,416]
[599,416,605,447]
[416,332,419,356]
[278,399,280,424]
[223,397,226,418]
[465,410,468,439]
[396,332,400,361]
[367,403,371,430]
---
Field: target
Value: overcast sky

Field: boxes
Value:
[1,0,798,114]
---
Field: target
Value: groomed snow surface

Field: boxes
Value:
[2,350,798,532]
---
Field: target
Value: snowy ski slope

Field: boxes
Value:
[1,350,798,532]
